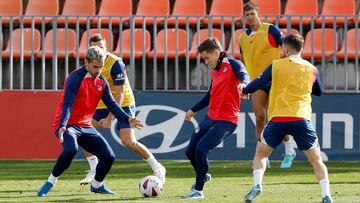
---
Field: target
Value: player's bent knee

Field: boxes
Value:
[63,148,78,157]
[122,140,138,149]
[185,147,195,159]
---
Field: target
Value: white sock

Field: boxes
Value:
[253,169,265,187]
[145,155,160,172]
[91,180,103,189]
[86,155,98,172]
[193,189,203,194]
[283,140,294,155]
[319,179,331,198]
[47,173,58,185]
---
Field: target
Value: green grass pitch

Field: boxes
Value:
[0,160,359,202]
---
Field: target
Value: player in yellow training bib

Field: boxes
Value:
[238,2,296,168]
[241,34,332,203]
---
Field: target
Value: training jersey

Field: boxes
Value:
[243,55,323,121]
[191,54,250,124]
[238,23,283,80]
[53,66,130,132]
[97,53,135,109]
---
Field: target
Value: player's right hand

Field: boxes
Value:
[185,110,196,121]
[58,127,66,143]
[241,93,250,100]
[129,117,144,130]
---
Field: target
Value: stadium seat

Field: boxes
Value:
[22,0,59,25]
[250,0,281,23]
[113,29,151,59]
[2,28,41,58]
[36,29,76,59]
[57,0,96,26]
[226,29,243,59]
[315,0,355,26]
[165,0,206,26]
[280,28,300,36]
[147,28,187,59]
[337,29,360,59]
[132,0,170,26]
[189,29,226,59]
[91,0,132,26]
[279,0,318,26]
[0,0,22,25]
[72,29,113,59]
[202,0,242,26]
[302,29,337,59]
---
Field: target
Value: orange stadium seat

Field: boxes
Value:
[226,29,243,59]
[132,0,170,26]
[2,28,41,58]
[0,0,22,25]
[113,29,151,59]
[72,29,113,59]
[166,0,206,26]
[279,0,318,26]
[202,0,242,26]
[302,29,337,59]
[57,0,96,26]
[189,29,226,59]
[147,29,187,59]
[315,0,355,26]
[280,28,300,36]
[91,0,132,26]
[337,29,360,60]
[22,0,59,25]
[251,0,281,23]
[36,29,76,59]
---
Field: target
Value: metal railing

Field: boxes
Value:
[0,15,359,92]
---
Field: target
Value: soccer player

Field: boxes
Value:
[79,34,166,185]
[238,2,296,168]
[241,34,332,203]
[37,46,143,197]
[182,38,250,199]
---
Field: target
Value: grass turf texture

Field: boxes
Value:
[0,160,359,202]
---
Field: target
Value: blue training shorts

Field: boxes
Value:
[260,119,319,150]
[93,104,136,130]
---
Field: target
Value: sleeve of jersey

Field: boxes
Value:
[101,80,131,121]
[111,59,126,86]
[268,25,284,48]
[243,65,272,94]
[229,59,250,84]
[311,67,323,96]
[59,74,81,128]
[190,85,211,112]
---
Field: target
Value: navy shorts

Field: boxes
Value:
[260,119,319,150]
[93,104,136,130]
[260,83,271,93]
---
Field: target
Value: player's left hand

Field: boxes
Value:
[129,117,144,130]
[99,118,112,128]
[58,127,66,143]
[237,83,247,93]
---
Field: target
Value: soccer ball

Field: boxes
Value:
[139,175,163,197]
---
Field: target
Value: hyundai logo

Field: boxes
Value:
[110,105,198,153]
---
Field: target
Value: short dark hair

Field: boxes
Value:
[283,34,304,52]
[89,33,105,45]
[197,38,223,53]
[243,2,259,13]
